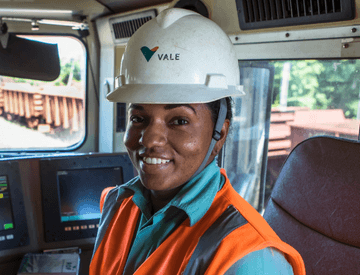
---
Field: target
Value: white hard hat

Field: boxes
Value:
[107,8,244,103]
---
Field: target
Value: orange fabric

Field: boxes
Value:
[90,169,305,275]
[132,187,231,274]
[205,169,305,275]
[90,197,141,275]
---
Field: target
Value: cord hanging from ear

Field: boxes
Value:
[189,98,227,181]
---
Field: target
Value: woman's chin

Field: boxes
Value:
[139,176,170,191]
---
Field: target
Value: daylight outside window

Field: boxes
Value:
[265,59,360,204]
[0,36,86,150]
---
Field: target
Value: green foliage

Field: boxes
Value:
[13,78,26,83]
[58,59,82,85]
[270,59,360,119]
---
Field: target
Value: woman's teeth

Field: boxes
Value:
[143,157,170,165]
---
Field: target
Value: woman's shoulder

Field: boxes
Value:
[211,171,304,274]
[218,169,278,237]
[223,247,294,275]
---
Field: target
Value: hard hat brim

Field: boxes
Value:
[107,84,245,104]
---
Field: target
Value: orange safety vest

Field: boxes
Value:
[90,169,305,275]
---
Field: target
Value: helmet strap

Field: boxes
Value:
[190,98,227,180]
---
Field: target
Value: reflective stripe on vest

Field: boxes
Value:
[183,205,248,274]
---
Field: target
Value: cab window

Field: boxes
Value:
[264,59,360,204]
[0,35,86,151]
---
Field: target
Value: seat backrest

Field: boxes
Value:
[263,136,360,275]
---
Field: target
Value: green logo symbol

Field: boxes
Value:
[141,46,159,62]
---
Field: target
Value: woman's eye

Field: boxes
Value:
[172,118,188,125]
[130,116,144,123]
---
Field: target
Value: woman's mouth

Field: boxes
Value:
[142,157,171,165]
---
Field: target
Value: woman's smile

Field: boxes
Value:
[142,157,171,165]
[139,155,172,174]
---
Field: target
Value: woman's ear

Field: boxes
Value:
[211,119,230,157]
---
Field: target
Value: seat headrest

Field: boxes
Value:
[271,136,360,248]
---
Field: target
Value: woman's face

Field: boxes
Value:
[124,103,214,192]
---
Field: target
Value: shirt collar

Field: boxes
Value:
[169,160,222,226]
[116,176,153,219]
[116,160,222,226]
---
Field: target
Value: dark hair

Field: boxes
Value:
[205,97,233,125]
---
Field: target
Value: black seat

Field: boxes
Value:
[263,136,360,275]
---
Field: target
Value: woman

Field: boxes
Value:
[90,8,305,275]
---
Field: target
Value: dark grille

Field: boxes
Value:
[112,16,152,39]
[236,0,355,30]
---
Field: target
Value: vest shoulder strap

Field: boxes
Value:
[183,205,248,275]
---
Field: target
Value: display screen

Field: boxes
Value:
[58,167,122,223]
[0,176,15,231]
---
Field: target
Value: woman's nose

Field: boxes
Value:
[139,120,167,148]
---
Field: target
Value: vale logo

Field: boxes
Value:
[141,46,159,62]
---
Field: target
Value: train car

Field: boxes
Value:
[0,0,359,274]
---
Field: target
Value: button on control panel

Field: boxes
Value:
[64,224,99,232]
[0,234,15,243]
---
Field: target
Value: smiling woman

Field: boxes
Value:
[90,8,305,275]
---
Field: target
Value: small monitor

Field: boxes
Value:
[0,162,29,251]
[40,153,134,242]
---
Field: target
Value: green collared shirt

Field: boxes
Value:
[114,160,293,275]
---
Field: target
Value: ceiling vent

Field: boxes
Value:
[236,0,355,30]
[109,10,156,44]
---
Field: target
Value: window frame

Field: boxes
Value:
[0,33,89,154]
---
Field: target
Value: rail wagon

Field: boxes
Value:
[0,83,84,134]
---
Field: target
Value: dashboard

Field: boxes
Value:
[0,153,134,274]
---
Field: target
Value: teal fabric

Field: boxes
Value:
[113,160,293,274]
[118,160,223,274]
[224,247,294,275]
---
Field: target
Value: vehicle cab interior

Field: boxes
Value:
[0,0,360,274]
